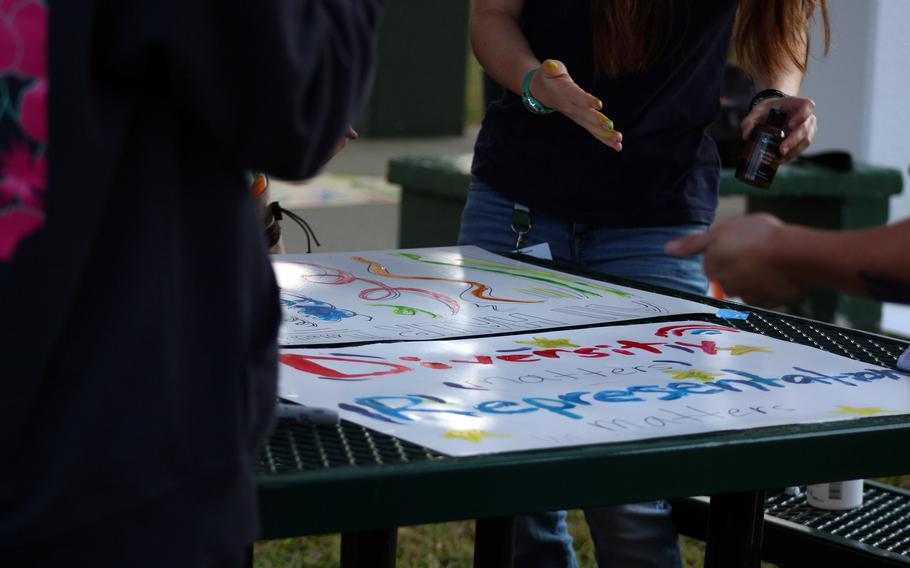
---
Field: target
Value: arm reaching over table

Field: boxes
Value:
[666,214,910,308]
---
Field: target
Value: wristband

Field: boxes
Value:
[521,68,554,115]
[749,88,787,111]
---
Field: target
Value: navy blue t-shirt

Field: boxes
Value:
[472,0,739,226]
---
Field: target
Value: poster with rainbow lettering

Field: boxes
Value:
[273,246,715,346]
[279,321,910,456]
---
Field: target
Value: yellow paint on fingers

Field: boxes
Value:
[542,59,561,75]
[595,112,614,130]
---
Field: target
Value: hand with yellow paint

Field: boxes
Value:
[529,59,623,151]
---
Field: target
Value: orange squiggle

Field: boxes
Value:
[352,256,539,304]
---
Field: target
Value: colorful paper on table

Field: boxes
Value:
[279,321,910,456]
[273,246,715,346]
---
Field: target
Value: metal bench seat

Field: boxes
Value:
[672,481,910,567]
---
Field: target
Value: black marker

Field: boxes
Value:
[276,401,339,426]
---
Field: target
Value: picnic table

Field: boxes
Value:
[256,258,910,567]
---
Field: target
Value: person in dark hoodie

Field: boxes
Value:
[0,0,381,565]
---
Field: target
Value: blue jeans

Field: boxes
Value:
[459,179,708,568]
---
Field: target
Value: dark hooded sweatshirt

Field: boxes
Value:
[0,0,381,545]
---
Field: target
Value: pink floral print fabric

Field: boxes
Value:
[0,0,47,260]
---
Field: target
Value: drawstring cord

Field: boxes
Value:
[254,173,321,253]
[269,201,321,253]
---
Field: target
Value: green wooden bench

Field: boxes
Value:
[388,155,903,330]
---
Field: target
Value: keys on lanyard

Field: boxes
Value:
[511,203,531,251]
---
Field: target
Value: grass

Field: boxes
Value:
[253,513,739,567]
[253,511,580,568]
[255,476,910,567]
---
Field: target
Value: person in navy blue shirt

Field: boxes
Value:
[461,0,829,566]
[0,1,381,565]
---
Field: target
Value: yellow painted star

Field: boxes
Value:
[833,405,897,417]
[515,337,580,349]
[718,345,773,356]
[664,369,724,382]
[440,430,511,443]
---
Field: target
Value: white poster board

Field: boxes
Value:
[273,246,714,345]
[279,321,910,456]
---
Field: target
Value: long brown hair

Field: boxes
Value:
[734,0,830,79]
[591,0,674,76]
[590,0,830,79]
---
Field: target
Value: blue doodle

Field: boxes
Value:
[281,292,358,322]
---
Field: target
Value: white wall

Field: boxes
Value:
[801,0,910,335]
[866,0,910,221]
[868,0,910,334]
[801,0,877,157]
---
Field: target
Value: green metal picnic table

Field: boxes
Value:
[256,259,910,567]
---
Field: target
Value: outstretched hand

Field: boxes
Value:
[665,213,809,307]
[530,59,623,151]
